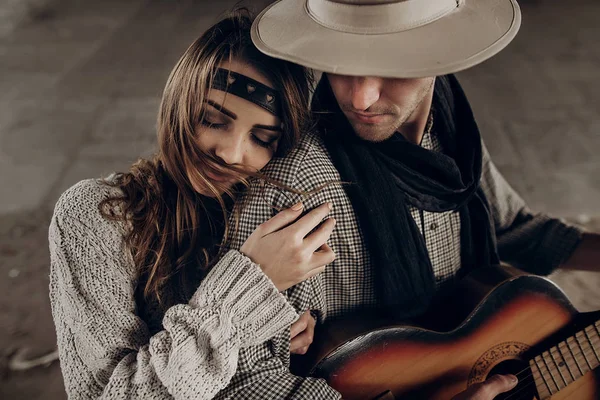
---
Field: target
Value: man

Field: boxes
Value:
[216,0,600,399]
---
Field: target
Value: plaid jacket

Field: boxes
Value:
[215,129,582,399]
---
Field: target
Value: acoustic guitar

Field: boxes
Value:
[295,266,600,399]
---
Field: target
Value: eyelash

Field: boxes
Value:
[201,120,227,130]
[200,120,275,150]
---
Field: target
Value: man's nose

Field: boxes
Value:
[214,133,245,165]
[351,77,382,111]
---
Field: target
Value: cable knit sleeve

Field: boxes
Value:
[48,179,298,400]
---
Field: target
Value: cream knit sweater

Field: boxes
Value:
[49,179,298,399]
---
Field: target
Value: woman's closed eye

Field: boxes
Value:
[201,121,275,148]
[201,118,278,150]
[251,131,277,149]
[200,116,228,130]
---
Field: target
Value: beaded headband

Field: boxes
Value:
[211,68,281,116]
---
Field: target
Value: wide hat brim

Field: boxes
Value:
[251,0,521,78]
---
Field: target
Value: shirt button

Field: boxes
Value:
[430,222,438,231]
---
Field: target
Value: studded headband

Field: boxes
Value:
[210,68,281,116]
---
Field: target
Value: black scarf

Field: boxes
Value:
[312,75,499,319]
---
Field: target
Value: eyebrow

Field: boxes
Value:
[206,99,283,133]
[207,99,237,119]
[254,124,283,133]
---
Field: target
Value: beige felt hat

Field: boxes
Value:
[251,0,522,78]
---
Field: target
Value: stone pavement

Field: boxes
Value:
[0,0,598,399]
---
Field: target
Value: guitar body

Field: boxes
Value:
[303,267,600,400]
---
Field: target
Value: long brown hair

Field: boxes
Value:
[99,9,313,310]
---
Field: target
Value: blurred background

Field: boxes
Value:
[0,0,598,399]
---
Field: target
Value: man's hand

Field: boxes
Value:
[451,374,518,400]
[561,232,600,272]
[290,310,316,355]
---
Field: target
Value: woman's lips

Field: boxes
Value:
[205,170,233,183]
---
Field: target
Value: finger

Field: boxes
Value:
[309,244,336,270]
[307,311,317,329]
[304,217,336,252]
[300,310,316,336]
[258,202,304,235]
[290,312,310,338]
[290,329,313,351]
[482,374,518,397]
[291,345,309,355]
[285,202,332,238]
[291,346,309,355]
[315,243,333,254]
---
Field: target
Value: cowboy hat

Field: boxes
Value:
[251,0,521,78]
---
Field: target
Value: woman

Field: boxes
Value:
[49,11,335,400]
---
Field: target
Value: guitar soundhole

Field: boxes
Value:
[489,360,538,400]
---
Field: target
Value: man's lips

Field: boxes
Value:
[349,111,387,124]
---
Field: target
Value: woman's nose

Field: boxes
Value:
[214,133,245,165]
[351,77,382,111]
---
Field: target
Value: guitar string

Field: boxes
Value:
[476,344,599,400]
[502,379,541,400]
[501,340,598,381]
[502,354,595,400]
[495,360,579,400]
[501,372,575,400]
[497,348,599,400]
[506,354,599,400]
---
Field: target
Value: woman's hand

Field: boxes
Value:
[241,202,336,292]
[450,374,518,400]
[290,311,316,355]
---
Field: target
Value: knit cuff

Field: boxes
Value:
[190,250,299,346]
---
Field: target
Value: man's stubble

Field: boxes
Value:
[347,78,435,143]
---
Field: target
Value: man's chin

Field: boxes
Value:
[352,125,396,143]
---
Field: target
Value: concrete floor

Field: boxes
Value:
[0,0,598,399]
